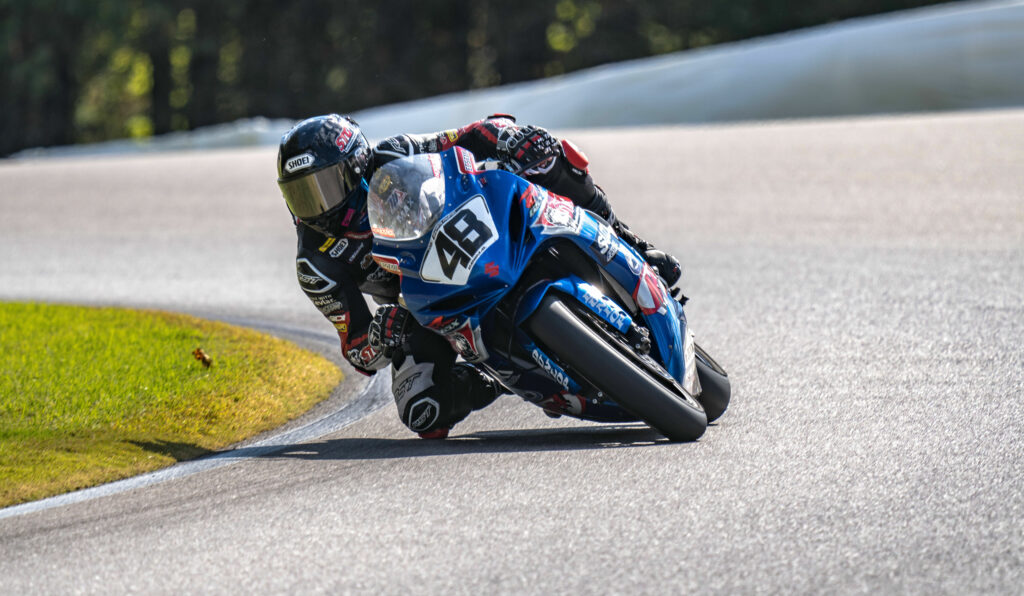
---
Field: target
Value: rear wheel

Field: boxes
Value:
[525,295,707,442]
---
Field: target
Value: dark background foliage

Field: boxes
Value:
[0,0,953,156]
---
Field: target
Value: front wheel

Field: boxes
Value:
[525,295,707,442]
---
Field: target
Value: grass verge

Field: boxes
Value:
[0,302,342,508]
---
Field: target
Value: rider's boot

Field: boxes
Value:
[416,363,504,440]
[581,186,683,289]
[615,221,682,289]
[535,146,684,291]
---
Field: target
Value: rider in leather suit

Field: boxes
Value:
[277,113,681,439]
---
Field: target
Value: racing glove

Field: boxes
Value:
[368,304,413,360]
[497,125,561,175]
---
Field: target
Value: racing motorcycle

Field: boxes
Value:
[367,147,730,441]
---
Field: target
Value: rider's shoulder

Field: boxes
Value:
[372,134,414,162]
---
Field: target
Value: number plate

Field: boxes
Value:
[421,195,499,285]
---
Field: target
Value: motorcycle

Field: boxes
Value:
[367,147,730,441]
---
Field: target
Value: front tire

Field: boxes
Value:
[525,295,707,442]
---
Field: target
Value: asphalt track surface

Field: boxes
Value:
[1,110,1022,594]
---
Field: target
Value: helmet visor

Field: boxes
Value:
[279,162,364,219]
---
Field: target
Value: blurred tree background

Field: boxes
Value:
[0,0,954,156]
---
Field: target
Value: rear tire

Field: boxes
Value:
[694,343,730,423]
[525,295,707,442]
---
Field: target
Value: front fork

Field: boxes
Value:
[516,276,691,393]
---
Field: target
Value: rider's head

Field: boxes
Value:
[277,114,371,237]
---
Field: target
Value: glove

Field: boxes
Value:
[497,125,561,175]
[368,304,413,359]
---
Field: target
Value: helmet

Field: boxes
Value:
[277,114,372,237]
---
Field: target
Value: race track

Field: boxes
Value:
[1,109,1022,594]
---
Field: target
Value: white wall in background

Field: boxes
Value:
[15,0,1023,157]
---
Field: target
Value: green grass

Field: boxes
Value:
[0,302,342,507]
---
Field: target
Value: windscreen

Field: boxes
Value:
[367,154,446,241]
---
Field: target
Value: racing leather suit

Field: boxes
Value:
[295,115,615,437]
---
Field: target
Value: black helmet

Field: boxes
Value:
[277,114,372,237]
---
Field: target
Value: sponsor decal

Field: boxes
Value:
[345,231,373,240]
[343,244,365,264]
[538,194,580,234]
[371,225,395,238]
[454,146,482,174]
[312,294,341,308]
[519,185,537,209]
[311,295,343,314]
[408,397,440,432]
[360,253,375,270]
[344,333,384,370]
[633,265,667,315]
[484,262,500,278]
[375,172,394,195]
[372,254,401,275]
[443,130,459,145]
[421,195,498,285]
[426,316,462,335]
[296,258,337,294]
[394,371,423,403]
[336,127,355,152]
[580,286,631,332]
[341,208,355,228]
[359,344,380,365]
[541,392,586,416]
[519,185,544,220]
[392,360,438,412]
[531,348,571,391]
[392,360,435,412]
[621,246,644,275]
[444,320,488,362]
[285,152,315,174]
[589,223,617,264]
[328,238,349,258]
[318,237,336,253]
[328,312,349,334]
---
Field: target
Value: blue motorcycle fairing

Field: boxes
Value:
[372,152,533,328]
[509,217,686,383]
[514,277,631,334]
[370,147,688,421]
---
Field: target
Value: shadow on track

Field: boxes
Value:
[226,424,682,462]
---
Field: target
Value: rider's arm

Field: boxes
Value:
[295,225,387,376]
[371,114,517,163]
[372,115,615,222]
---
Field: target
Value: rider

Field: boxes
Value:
[277,113,681,438]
